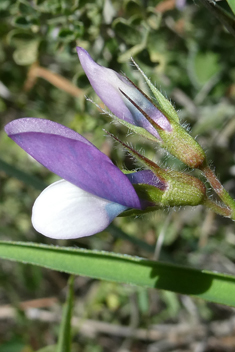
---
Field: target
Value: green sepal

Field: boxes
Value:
[134,184,165,204]
[162,170,206,206]
[158,123,206,169]
[112,115,160,142]
[132,58,179,123]
[121,170,206,216]
[131,60,206,169]
[109,132,206,208]
[133,171,206,208]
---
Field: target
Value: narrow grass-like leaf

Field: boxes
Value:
[57,275,74,352]
[0,241,235,307]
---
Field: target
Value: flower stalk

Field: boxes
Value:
[200,164,235,220]
[203,198,231,218]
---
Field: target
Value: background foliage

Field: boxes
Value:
[1,0,235,351]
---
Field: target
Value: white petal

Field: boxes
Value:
[32,180,127,239]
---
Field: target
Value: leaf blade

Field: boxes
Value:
[0,241,235,307]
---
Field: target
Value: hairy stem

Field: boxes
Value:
[203,198,231,218]
[200,164,235,220]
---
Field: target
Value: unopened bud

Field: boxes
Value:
[108,131,206,209]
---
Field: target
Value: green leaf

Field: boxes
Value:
[57,276,74,352]
[13,39,39,65]
[13,16,33,29]
[1,241,235,307]
[124,0,142,17]
[132,59,180,123]
[58,28,75,42]
[227,0,235,15]
[18,2,37,15]
[0,0,10,11]
[112,18,142,45]
[111,115,159,142]
[194,51,220,86]
[146,7,162,30]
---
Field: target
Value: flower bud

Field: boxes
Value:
[133,60,206,168]
[108,131,206,210]
[77,47,206,169]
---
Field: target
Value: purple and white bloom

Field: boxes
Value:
[77,47,171,140]
[5,118,163,239]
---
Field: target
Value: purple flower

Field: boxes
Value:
[76,47,171,140]
[5,118,163,239]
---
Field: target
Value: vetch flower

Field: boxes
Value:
[77,47,206,169]
[5,118,165,239]
[76,46,171,140]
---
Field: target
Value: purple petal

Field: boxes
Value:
[5,117,94,146]
[77,47,171,138]
[127,170,166,190]
[5,118,141,209]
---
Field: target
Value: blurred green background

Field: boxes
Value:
[1,0,235,351]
